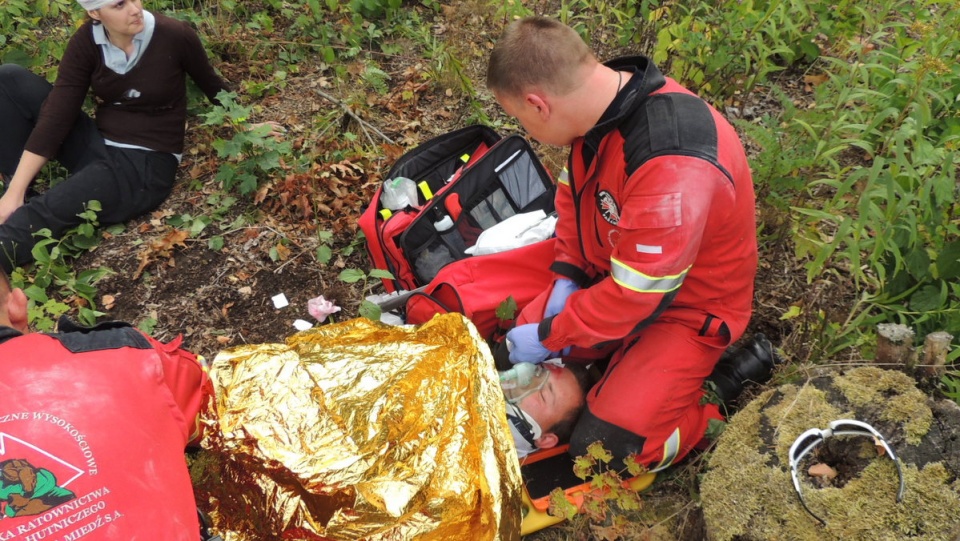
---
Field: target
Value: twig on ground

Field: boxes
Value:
[274,247,314,273]
[311,87,396,147]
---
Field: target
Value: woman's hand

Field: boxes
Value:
[0,191,24,224]
[1,150,48,223]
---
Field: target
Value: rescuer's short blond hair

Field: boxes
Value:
[487,16,596,98]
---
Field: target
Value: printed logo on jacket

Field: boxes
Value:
[0,412,119,541]
[597,190,621,225]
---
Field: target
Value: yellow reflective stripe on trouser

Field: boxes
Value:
[650,428,682,472]
[611,258,688,293]
[558,167,569,186]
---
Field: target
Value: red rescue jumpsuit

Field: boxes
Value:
[0,318,212,539]
[519,56,758,470]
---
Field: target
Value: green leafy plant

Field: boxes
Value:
[548,441,648,531]
[315,230,335,265]
[0,0,73,72]
[780,3,960,354]
[941,371,960,406]
[166,192,240,253]
[491,295,518,341]
[26,204,111,329]
[138,316,159,335]
[202,91,294,196]
[241,69,289,100]
[495,296,518,325]
[340,231,366,258]
[558,0,651,49]
[639,0,836,100]
[494,0,533,21]
[397,22,478,100]
[432,40,475,98]
[362,63,391,95]
[339,268,395,321]
[348,0,402,19]
[12,205,112,331]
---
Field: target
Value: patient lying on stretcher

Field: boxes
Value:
[500,361,591,458]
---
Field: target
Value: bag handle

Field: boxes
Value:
[404,282,466,319]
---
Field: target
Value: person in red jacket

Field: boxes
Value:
[487,17,759,471]
[0,268,215,539]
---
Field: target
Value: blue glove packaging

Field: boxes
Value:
[506,323,554,364]
[544,278,579,318]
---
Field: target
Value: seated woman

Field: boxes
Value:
[0,0,230,272]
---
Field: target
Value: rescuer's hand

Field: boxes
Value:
[505,323,556,364]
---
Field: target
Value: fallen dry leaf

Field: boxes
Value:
[589,523,622,541]
[274,242,292,261]
[133,229,189,279]
[803,73,829,92]
[808,462,838,481]
[874,436,886,456]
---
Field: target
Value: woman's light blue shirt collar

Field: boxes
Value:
[92,9,155,74]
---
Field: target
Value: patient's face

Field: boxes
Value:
[517,364,583,432]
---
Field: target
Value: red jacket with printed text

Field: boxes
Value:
[539,56,758,351]
[0,319,212,540]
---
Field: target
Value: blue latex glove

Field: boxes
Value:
[544,278,579,318]
[506,323,555,364]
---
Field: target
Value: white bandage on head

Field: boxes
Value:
[77,0,114,11]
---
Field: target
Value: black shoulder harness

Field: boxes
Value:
[51,316,152,353]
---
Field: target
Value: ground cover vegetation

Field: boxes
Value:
[2,0,958,538]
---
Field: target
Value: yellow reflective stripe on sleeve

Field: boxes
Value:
[650,428,681,473]
[558,167,570,186]
[610,258,688,293]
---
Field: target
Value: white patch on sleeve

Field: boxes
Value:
[636,244,663,254]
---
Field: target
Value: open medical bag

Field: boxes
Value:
[360,125,557,337]
[360,125,502,293]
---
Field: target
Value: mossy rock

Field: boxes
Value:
[700,366,960,540]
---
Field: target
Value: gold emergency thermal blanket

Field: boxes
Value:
[193,313,523,541]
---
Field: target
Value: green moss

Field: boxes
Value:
[832,367,932,445]
[701,388,815,540]
[761,382,844,463]
[701,368,960,540]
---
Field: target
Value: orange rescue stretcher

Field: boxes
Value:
[519,444,657,536]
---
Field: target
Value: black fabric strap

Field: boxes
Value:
[0,326,23,345]
[507,408,537,445]
[549,261,591,288]
[570,407,647,471]
[52,316,151,353]
[537,316,555,342]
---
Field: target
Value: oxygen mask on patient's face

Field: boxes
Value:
[500,363,550,457]
[499,363,549,404]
